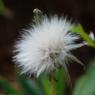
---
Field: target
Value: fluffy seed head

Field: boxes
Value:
[13,16,84,77]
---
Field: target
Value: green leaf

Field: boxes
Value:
[0,0,6,13]
[17,75,44,95]
[72,61,95,95]
[0,76,20,95]
[71,24,95,47]
[55,68,66,95]
[38,74,52,95]
[38,68,66,95]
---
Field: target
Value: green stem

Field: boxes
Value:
[51,72,56,95]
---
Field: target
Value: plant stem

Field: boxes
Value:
[51,72,56,95]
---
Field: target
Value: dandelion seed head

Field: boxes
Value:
[13,16,84,77]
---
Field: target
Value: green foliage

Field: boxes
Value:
[0,76,21,95]
[1,62,95,95]
[0,59,95,95]
[71,24,95,47]
[0,68,66,95]
[55,68,65,95]
[17,75,44,95]
[72,60,95,95]
[38,74,52,95]
[0,0,6,13]
[71,23,95,95]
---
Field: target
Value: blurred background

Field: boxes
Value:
[0,0,95,94]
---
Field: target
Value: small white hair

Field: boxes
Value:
[13,15,84,77]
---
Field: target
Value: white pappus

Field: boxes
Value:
[13,15,85,77]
